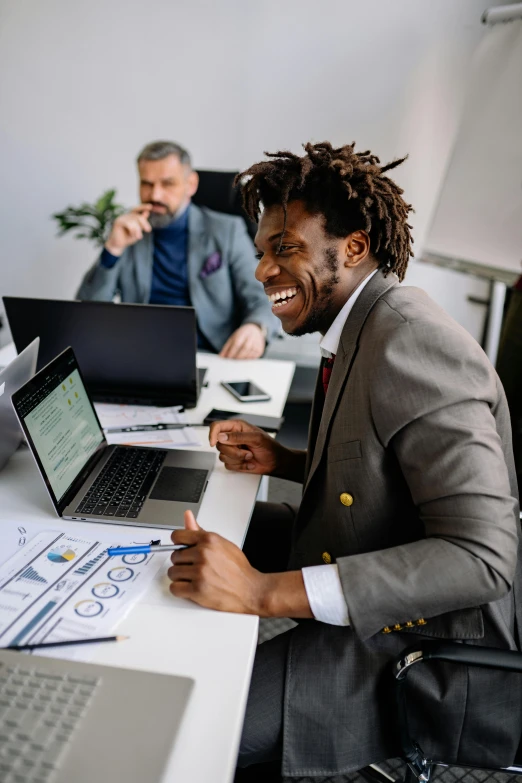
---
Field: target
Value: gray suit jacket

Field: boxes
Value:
[76,204,279,352]
[283,271,522,779]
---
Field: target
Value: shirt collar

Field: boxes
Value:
[319,269,378,358]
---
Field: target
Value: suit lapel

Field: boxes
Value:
[304,367,325,479]
[304,271,398,491]
[187,204,208,297]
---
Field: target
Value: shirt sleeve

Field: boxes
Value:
[100,248,120,269]
[302,564,350,626]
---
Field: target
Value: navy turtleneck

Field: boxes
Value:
[148,206,190,307]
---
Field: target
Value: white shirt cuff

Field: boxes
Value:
[302,564,350,626]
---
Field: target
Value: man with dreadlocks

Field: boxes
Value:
[167,142,522,780]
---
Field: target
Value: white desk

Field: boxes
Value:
[0,343,295,783]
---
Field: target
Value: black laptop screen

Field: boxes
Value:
[3,297,198,407]
[13,349,105,504]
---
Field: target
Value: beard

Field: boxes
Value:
[147,203,177,229]
[285,247,341,337]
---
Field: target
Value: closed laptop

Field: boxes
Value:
[0,338,39,470]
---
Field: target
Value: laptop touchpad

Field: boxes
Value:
[149,467,208,504]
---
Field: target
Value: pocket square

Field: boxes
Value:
[200,252,222,279]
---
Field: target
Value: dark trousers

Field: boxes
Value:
[236,501,297,771]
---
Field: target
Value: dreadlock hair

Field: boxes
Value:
[237,141,414,282]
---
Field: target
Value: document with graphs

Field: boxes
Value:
[0,531,163,656]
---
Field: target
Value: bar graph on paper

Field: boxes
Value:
[74,550,107,576]
[17,566,48,584]
[0,531,162,657]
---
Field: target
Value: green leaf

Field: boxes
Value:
[51,188,126,248]
[95,189,116,213]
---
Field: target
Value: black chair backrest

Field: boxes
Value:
[192,169,257,241]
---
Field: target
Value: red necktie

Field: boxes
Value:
[322,355,335,395]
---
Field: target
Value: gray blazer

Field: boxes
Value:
[282,271,522,779]
[76,204,279,352]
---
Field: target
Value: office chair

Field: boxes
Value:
[359,640,522,783]
[192,169,257,241]
[236,638,522,783]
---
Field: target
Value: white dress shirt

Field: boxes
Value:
[301,269,378,626]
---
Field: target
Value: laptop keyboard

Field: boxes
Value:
[75,447,166,519]
[0,661,100,782]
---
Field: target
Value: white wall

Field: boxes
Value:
[425,20,522,272]
[0,0,506,321]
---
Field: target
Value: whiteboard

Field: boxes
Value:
[425,21,522,273]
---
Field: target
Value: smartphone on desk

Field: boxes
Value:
[220,381,271,403]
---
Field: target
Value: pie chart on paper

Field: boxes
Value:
[47,547,77,564]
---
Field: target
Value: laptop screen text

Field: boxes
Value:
[17,353,104,503]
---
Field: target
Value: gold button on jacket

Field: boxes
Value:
[340,493,354,507]
[322,551,332,564]
[382,620,420,633]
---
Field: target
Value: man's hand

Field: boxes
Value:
[104,204,153,256]
[219,323,266,359]
[168,511,266,613]
[167,511,313,618]
[209,419,284,475]
[209,419,307,482]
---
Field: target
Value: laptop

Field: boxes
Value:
[0,338,40,471]
[0,648,193,783]
[3,296,200,407]
[11,346,215,528]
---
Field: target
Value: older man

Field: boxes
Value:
[167,142,522,780]
[77,141,278,358]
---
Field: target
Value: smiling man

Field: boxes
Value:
[167,142,522,780]
[77,141,278,358]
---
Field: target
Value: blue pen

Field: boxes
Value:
[107,544,190,556]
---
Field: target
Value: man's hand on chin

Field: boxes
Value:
[219,324,266,360]
[167,511,313,619]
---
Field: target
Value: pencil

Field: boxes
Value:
[3,635,129,652]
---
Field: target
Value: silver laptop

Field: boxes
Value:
[0,338,39,471]
[11,346,215,528]
[0,647,193,783]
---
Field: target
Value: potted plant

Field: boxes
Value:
[52,189,125,247]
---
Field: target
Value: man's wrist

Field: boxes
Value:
[246,322,268,340]
[271,447,307,483]
[256,571,313,618]
[103,241,124,258]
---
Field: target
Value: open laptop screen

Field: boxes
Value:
[12,348,105,506]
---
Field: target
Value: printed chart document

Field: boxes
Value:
[94,403,200,448]
[0,522,60,568]
[0,531,163,657]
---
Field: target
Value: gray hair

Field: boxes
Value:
[136,140,192,168]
